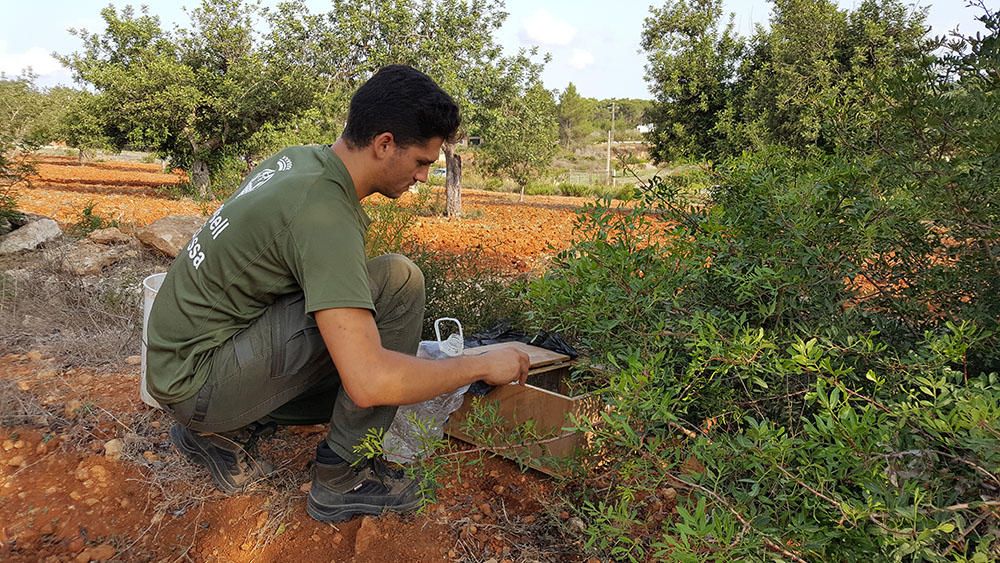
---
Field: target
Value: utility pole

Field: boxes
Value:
[606,100,616,184]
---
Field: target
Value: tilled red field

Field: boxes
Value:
[2,156,596,562]
[18,155,587,274]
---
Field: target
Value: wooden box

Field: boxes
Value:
[444,342,595,476]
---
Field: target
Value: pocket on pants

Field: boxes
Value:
[233,324,271,372]
[281,325,329,378]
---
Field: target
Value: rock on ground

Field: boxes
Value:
[0,217,62,254]
[354,516,380,554]
[87,227,132,245]
[62,240,138,275]
[137,215,204,257]
[103,439,123,460]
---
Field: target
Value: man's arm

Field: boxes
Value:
[315,307,530,408]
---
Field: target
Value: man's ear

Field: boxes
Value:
[372,132,394,160]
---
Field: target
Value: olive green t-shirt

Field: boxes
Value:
[146,145,372,404]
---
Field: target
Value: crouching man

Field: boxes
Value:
[146,65,530,522]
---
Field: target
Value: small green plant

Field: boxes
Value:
[406,245,526,339]
[364,198,417,257]
[354,417,452,510]
[353,427,387,463]
[71,201,119,235]
[410,184,446,217]
[0,184,23,224]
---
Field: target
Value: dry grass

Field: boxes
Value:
[0,234,322,552]
[448,494,582,562]
[0,239,172,367]
[0,378,61,427]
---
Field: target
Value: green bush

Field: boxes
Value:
[523,182,561,196]
[526,37,1000,555]
[410,184,446,217]
[362,195,523,339]
[527,149,999,560]
[363,198,418,259]
[407,245,525,340]
[71,201,119,235]
[0,184,22,224]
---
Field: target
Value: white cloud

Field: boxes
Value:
[0,40,63,78]
[519,9,576,46]
[568,49,594,70]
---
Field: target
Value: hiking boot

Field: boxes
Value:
[306,456,421,522]
[169,421,276,494]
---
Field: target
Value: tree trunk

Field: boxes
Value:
[444,142,462,218]
[519,183,525,203]
[190,158,212,199]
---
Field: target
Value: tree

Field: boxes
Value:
[735,0,928,153]
[16,87,113,162]
[58,91,113,163]
[641,0,743,162]
[312,0,546,217]
[479,82,559,201]
[557,82,593,147]
[58,1,318,197]
[0,72,43,219]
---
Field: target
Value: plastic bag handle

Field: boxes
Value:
[434,317,463,344]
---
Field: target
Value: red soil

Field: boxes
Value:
[2,157,594,562]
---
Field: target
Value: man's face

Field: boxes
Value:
[376,137,444,199]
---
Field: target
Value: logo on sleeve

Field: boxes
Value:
[186,155,293,271]
[235,156,293,199]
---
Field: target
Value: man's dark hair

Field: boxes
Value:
[342,65,460,149]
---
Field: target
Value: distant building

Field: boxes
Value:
[636,123,655,134]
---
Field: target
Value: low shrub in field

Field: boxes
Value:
[362,194,524,340]
[363,197,417,259]
[0,184,22,224]
[527,151,999,560]
[70,200,119,235]
[407,245,525,340]
[526,102,999,559]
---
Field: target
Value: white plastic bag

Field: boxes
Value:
[383,318,470,463]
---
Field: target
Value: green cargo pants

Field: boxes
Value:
[164,253,425,463]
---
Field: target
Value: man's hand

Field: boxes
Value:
[315,307,532,407]
[477,348,531,386]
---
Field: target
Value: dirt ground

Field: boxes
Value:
[1,156,598,562]
[17,155,590,274]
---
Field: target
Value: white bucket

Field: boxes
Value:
[140,273,167,409]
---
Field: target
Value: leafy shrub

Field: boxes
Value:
[0,184,23,224]
[0,73,41,222]
[71,201,119,235]
[526,44,1000,557]
[363,197,418,258]
[555,182,592,197]
[524,182,561,196]
[410,184,446,217]
[527,153,999,561]
[362,195,523,339]
[407,245,525,340]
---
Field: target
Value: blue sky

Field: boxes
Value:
[0,0,988,100]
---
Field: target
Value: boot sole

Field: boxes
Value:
[305,494,421,523]
[169,425,241,494]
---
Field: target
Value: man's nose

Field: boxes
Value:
[415,167,429,183]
